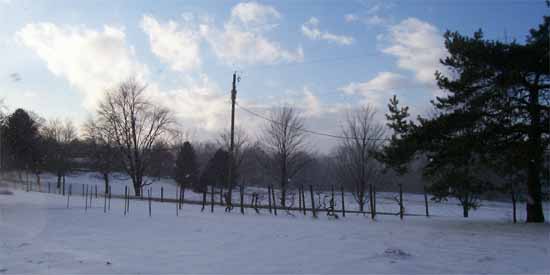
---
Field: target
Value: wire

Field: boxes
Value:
[235,102,389,141]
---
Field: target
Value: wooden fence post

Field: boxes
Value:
[399,183,403,220]
[373,184,377,217]
[66,184,71,208]
[341,184,346,217]
[181,186,185,209]
[271,185,277,216]
[302,185,306,215]
[82,184,84,197]
[161,186,164,202]
[267,185,272,214]
[369,184,374,220]
[89,185,93,209]
[95,185,97,199]
[148,188,152,217]
[201,189,207,212]
[124,186,127,216]
[62,180,65,196]
[240,184,244,215]
[104,186,107,213]
[85,185,88,212]
[298,186,302,212]
[424,185,429,217]
[210,185,214,213]
[310,185,316,218]
[511,188,517,223]
[48,182,50,193]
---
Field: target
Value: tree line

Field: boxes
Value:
[0,15,548,222]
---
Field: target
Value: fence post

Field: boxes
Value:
[104,187,107,213]
[240,184,244,215]
[62,180,65,196]
[124,186,127,216]
[511,187,517,223]
[219,185,223,205]
[271,185,277,216]
[95,185,97,199]
[424,185,429,217]
[108,186,111,211]
[267,185,272,214]
[148,188,152,217]
[48,182,50,193]
[89,185,93,209]
[85,185,88,212]
[66,184,71,208]
[82,184,85,197]
[298,186,302,212]
[399,183,403,220]
[341,185,346,217]
[310,185,316,218]
[201,189,206,212]
[369,184,374,220]
[300,184,307,215]
[182,186,186,209]
[210,185,214,213]
[373,184,377,217]
[161,187,164,202]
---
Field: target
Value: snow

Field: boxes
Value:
[1,175,549,274]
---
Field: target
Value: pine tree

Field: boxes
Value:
[174,141,199,189]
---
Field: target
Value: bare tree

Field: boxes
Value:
[42,118,77,189]
[260,106,309,207]
[95,78,173,196]
[335,106,385,212]
[83,117,118,194]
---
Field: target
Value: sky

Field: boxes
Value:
[0,0,547,152]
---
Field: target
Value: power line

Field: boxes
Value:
[235,102,389,141]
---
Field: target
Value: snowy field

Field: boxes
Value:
[1,175,549,274]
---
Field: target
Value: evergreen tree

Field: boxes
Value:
[433,17,549,222]
[174,141,199,189]
[198,148,235,193]
[3,109,42,180]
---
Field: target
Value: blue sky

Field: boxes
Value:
[0,0,547,150]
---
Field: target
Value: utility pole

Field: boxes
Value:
[227,72,238,206]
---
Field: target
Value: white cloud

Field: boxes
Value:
[16,23,148,109]
[382,17,448,85]
[230,1,280,28]
[301,17,354,45]
[200,2,303,65]
[303,87,321,117]
[16,22,230,133]
[339,72,410,107]
[147,75,229,130]
[141,15,202,72]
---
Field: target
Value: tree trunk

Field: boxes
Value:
[280,160,287,208]
[133,182,141,197]
[57,172,62,189]
[103,173,110,194]
[526,86,545,223]
[463,204,469,218]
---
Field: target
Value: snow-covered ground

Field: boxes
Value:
[1,175,549,274]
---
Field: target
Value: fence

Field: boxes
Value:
[7,179,432,220]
